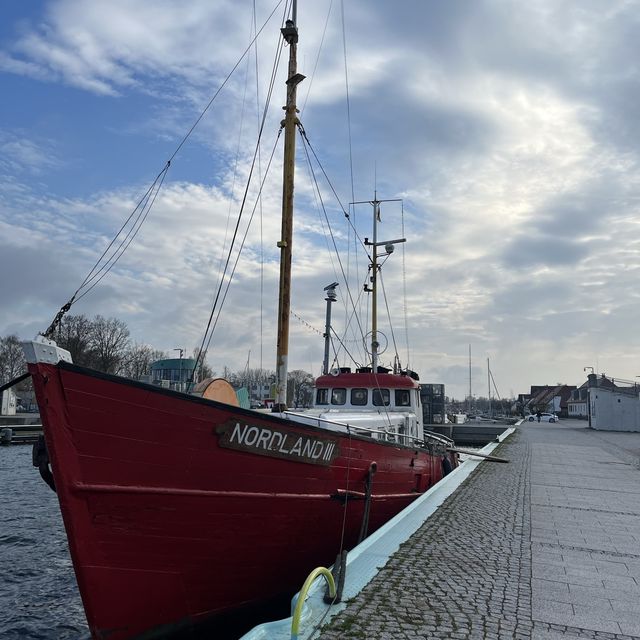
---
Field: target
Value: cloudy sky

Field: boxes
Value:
[1,0,639,400]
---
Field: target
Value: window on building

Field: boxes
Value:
[373,388,390,406]
[351,388,368,406]
[331,388,347,405]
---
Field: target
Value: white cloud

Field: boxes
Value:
[3,0,640,397]
[0,132,63,175]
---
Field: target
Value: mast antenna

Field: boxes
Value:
[355,195,404,371]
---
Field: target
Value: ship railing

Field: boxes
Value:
[423,429,455,447]
[285,411,452,448]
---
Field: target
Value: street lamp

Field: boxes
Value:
[174,348,184,390]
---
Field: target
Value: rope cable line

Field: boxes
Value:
[299,129,369,358]
[253,0,266,372]
[379,270,401,366]
[401,201,411,368]
[43,0,285,338]
[190,5,289,381]
[196,127,283,379]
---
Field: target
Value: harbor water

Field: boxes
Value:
[0,445,291,640]
[0,441,491,640]
[0,446,87,639]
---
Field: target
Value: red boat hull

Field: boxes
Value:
[30,361,450,639]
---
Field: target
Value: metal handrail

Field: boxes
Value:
[285,411,453,448]
[422,429,455,446]
[291,566,336,640]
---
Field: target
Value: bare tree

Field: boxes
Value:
[122,344,167,380]
[90,316,130,374]
[287,369,314,408]
[56,314,95,366]
[0,335,26,383]
[225,367,275,399]
[191,347,214,381]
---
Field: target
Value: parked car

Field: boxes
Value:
[527,413,559,423]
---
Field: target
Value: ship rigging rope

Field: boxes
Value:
[42,0,286,338]
[74,165,170,304]
[330,326,360,370]
[253,0,266,372]
[340,0,363,367]
[191,4,292,380]
[300,141,366,367]
[298,128,369,355]
[300,0,333,115]
[401,202,411,368]
[490,367,502,401]
[298,126,369,259]
[298,126,372,362]
[379,270,401,365]
[194,125,284,382]
[219,0,270,372]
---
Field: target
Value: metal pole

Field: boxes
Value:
[355,195,403,373]
[468,344,472,413]
[322,283,338,375]
[371,198,379,372]
[487,357,492,417]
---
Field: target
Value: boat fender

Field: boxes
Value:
[442,456,453,476]
[32,435,56,492]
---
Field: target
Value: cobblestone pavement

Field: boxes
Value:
[317,421,640,639]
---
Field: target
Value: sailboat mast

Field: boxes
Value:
[468,344,472,413]
[274,2,304,411]
[487,357,492,417]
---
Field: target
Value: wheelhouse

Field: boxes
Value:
[313,369,420,411]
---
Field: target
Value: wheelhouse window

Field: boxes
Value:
[331,388,347,405]
[316,388,329,405]
[351,388,368,406]
[372,388,390,406]
[395,389,410,407]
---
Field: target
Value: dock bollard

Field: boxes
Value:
[1,428,13,445]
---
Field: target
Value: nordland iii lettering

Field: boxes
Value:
[216,421,339,465]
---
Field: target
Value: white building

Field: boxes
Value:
[587,374,640,432]
[567,383,588,419]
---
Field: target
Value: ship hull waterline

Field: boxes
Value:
[30,361,451,639]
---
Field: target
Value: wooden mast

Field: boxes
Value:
[274,1,304,411]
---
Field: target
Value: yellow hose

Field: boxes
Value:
[290,566,336,640]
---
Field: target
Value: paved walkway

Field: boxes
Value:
[317,420,640,639]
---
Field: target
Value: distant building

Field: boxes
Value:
[249,382,273,404]
[567,383,589,419]
[527,384,577,418]
[587,373,640,432]
[151,358,197,391]
[420,383,445,424]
